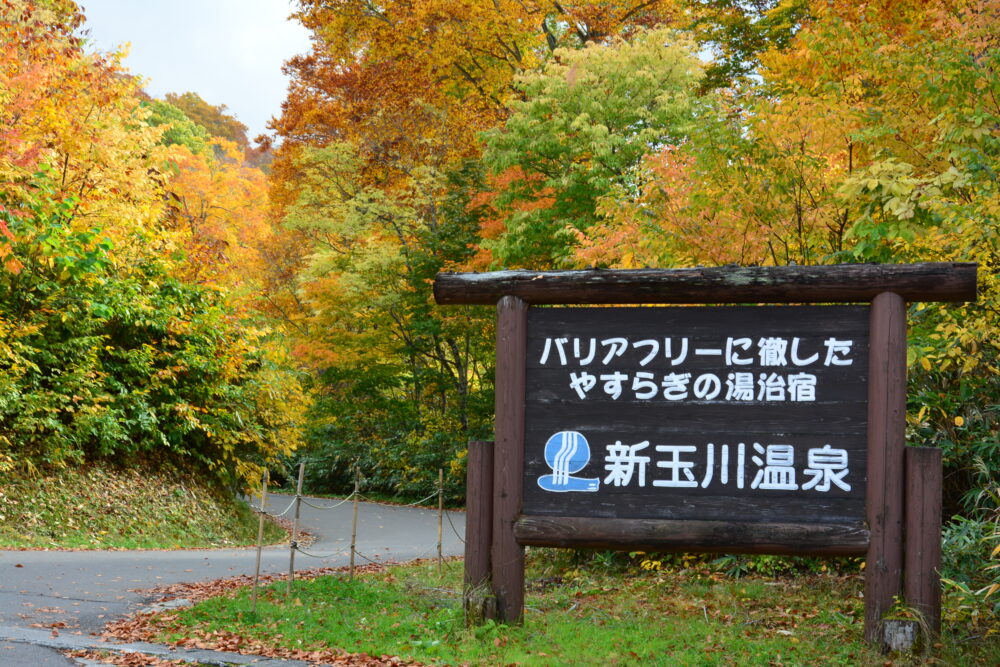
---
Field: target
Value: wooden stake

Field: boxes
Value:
[251,470,267,614]
[287,462,304,596]
[437,468,444,576]
[350,465,360,579]
[865,292,907,647]
[905,446,943,638]
[464,440,495,624]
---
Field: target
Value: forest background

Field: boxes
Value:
[1,0,997,613]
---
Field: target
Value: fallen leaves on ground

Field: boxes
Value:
[102,562,429,666]
[66,651,198,666]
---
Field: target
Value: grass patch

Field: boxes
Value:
[0,464,285,549]
[140,551,1000,665]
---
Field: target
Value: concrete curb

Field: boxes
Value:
[1,625,323,666]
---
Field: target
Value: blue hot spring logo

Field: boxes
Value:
[537,431,600,493]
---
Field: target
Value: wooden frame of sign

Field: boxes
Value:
[434,262,976,648]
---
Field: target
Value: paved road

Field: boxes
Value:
[0,494,466,665]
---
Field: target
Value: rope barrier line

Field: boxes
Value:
[356,490,441,508]
[352,549,392,566]
[249,496,297,517]
[298,492,356,510]
[293,544,353,560]
[251,464,467,589]
[253,492,357,514]
[403,490,442,507]
[293,545,460,569]
[444,509,466,544]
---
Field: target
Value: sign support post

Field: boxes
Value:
[865,292,908,645]
[493,296,527,623]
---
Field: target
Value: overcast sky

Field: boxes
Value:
[79,0,312,140]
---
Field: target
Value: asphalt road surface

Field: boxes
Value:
[0,494,466,665]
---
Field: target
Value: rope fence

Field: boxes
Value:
[248,462,467,608]
[299,494,356,511]
[445,509,466,544]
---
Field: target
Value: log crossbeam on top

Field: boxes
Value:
[434,263,977,305]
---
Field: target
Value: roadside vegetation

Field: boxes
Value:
[115,551,999,666]
[0,464,283,549]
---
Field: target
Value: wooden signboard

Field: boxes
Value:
[523,305,867,529]
[435,263,977,649]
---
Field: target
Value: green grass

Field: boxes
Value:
[142,552,1000,666]
[0,464,285,549]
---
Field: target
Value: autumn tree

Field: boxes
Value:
[577,0,999,518]
[478,28,703,268]
[686,0,810,91]
[0,2,306,484]
[1,0,167,257]
[164,92,250,150]
[269,1,700,495]
[276,142,494,496]
[274,0,680,200]
[146,99,211,155]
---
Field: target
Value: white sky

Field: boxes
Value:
[79,0,312,140]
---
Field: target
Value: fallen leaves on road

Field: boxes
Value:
[66,650,194,666]
[69,646,418,666]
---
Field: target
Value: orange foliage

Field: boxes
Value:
[162,141,273,299]
[1,1,173,262]
[273,1,679,206]
[463,167,557,270]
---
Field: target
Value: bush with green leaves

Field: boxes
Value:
[0,174,302,482]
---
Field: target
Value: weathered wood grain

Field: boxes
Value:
[514,516,870,556]
[905,446,942,637]
[464,440,495,624]
[434,263,977,305]
[492,297,527,624]
[865,292,907,647]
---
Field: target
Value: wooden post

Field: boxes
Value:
[905,446,942,637]
[865,292,907,647]
[437,468,444,576]
[251,470,267,614]
[464,440,495,624]
[287,462,305,596]
[350,465,360,579]
[493,296,527,624]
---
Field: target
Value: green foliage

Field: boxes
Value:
[0,172,302,482]
[688,0,811,92]
[144,99,211,155]
[163,91,249,149]
[942,515,995,591]
[283,149,494,498]
[481,27,703,267]
[940,468,1000,633]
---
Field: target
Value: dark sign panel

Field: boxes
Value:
[523,306,869,525]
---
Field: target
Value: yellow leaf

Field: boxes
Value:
[919,357,931,371]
